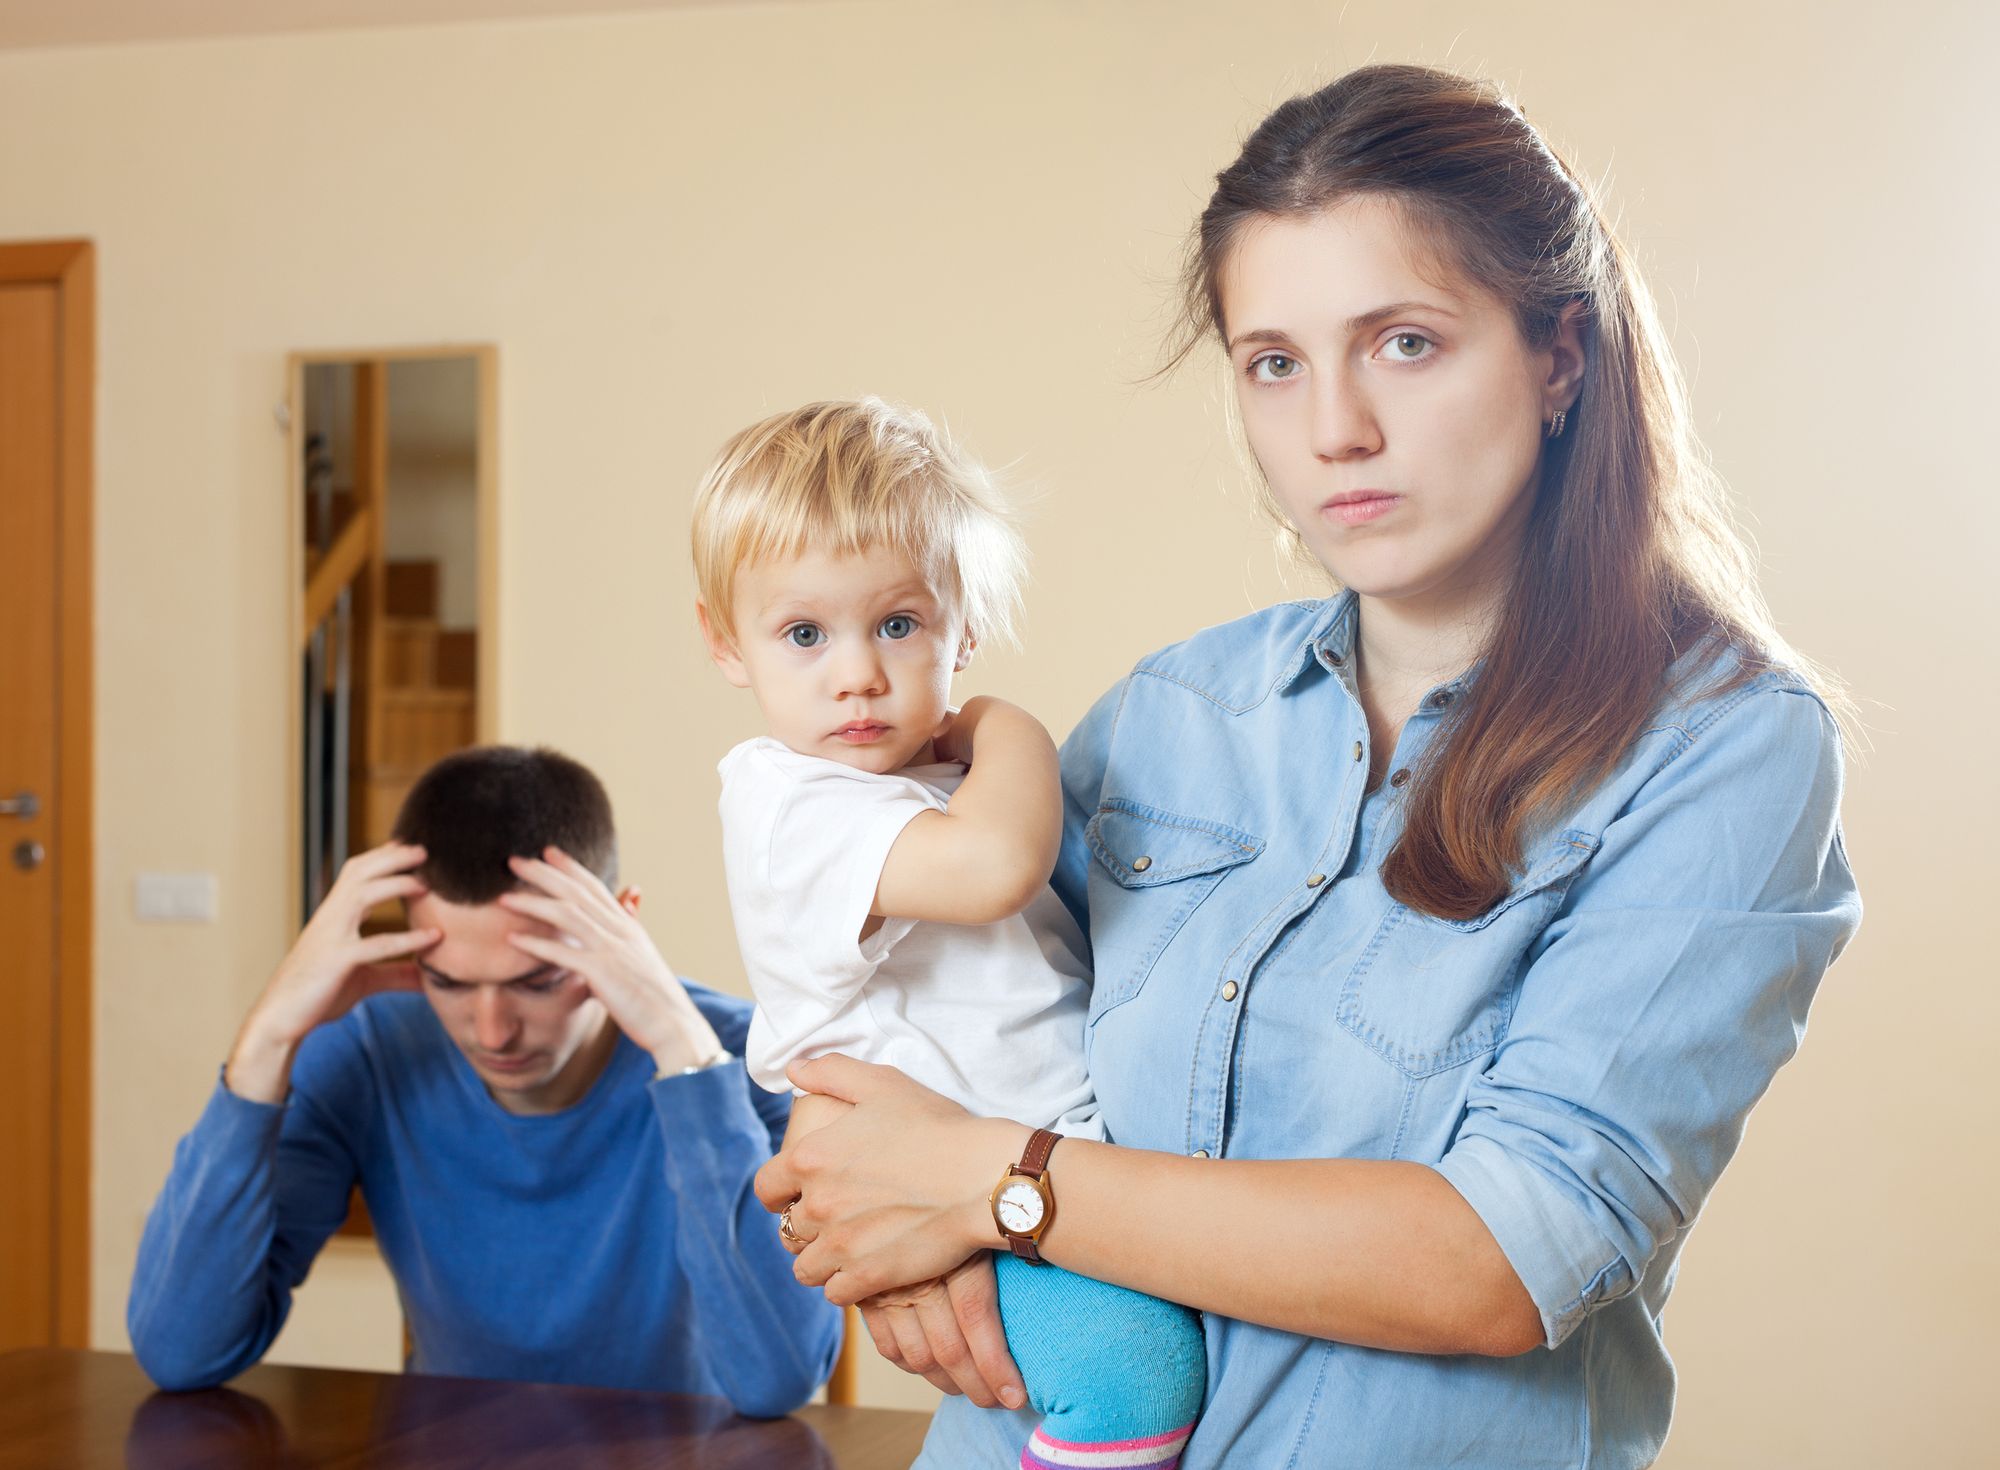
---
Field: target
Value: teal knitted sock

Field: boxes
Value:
[993,1253,1205,1470]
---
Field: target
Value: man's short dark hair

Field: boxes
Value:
[391,745,618,904]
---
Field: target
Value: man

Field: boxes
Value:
[128,746,840,1416]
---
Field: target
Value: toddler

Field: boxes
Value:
[692,398,1204,1470]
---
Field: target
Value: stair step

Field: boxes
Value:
[379,620,477,691]
[436,630,476,690]
[385,560,440,619]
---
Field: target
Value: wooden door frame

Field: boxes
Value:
[0,239,94,1348]
[284,345,498,933]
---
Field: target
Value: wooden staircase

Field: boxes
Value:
[301,361,479,904]
[363,560,477,849]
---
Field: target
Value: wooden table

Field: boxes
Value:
[0,1350,934,1468]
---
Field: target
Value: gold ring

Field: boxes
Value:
[779,1202,804,1244]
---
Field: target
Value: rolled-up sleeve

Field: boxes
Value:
[1434,684,1861,1348]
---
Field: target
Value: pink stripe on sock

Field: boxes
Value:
[1022,1448,1182,1470]
[1021,1423,1194,1469]
[1031,1422,1197,1453]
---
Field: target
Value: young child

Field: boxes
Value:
[693,398,1204,1470]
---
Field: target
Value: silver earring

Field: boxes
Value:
[1545,408,1568,440]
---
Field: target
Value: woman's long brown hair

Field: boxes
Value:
[1171,64,1845,921]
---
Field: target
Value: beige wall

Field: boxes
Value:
[1,0,1991,1459]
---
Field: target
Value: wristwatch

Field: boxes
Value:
[989,1128,1061,1263]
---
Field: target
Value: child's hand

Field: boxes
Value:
[929,700,976,765]
[776,1091,855,1186]
[873,696,1062,928]
[932,696,1052,767]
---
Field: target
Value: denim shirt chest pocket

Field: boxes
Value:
[1336,828,1601,1078]
[1083,799,1263,1023]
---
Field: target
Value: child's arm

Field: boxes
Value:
[872,696,1061,927]
[780,1090,855,1151]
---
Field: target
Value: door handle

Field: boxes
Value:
[0,791,40,819]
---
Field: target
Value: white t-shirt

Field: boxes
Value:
[717,736,1102,1139]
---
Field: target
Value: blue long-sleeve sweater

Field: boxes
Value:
[127,984,841,1416]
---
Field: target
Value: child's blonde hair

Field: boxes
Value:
[692,397,1026,649]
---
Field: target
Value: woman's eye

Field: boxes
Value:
[1249,353,1301,383]
[879,615,916,640]
[785,624,824,649]
[1380,332,1435,362]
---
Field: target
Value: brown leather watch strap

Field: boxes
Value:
[998,1129,1063,1264]
[1018,1127,1060,1178]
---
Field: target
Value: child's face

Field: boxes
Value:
[703,543,969,775]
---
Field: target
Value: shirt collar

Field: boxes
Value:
[1277,589,1481,712]
[1275,590,1360,695]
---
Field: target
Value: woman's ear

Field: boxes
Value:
[1543,300,1588,416]
[696,600,751,689]
[953,632,977,673]
[616,885,641,915]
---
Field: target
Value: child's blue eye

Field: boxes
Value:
[785,624,824,649]
[879,615,916,640]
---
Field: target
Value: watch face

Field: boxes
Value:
[996,1179,1046,1234]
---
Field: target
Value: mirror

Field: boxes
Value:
[291,348,496,923]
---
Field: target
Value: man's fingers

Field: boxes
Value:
[509,850,621,919]
[338,842,426,886]
[353,928,440,966]
[354,874,429,912]
[494,889,603,942]
[946,1259,1027,1411]
[504,931,591,975]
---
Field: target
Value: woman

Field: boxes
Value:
[760,64,1860,1467]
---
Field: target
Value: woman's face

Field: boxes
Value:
[1219,197,1581,618]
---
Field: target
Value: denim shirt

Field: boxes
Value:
[917,591,1860,1469]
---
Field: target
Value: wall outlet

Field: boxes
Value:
[134,872,219,923]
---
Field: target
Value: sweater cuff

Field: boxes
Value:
[649,1061,770,1188]
[202,1066,289,1145]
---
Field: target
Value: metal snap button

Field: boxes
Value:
[1351,741,1363,761]
[1220,981,1238,1002]
[1131,855,1152,872]
[1306,872,1326,888]
[1191,1148,1209,1158]
[1389,769,1411,788]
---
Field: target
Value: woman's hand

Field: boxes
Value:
[753,1054,1028,1305]
[859,1257,1026,1409]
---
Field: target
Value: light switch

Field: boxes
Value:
[135,872,219,923]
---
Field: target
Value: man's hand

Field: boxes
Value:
[499,847,728,1075]
[225,842,439,1104]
